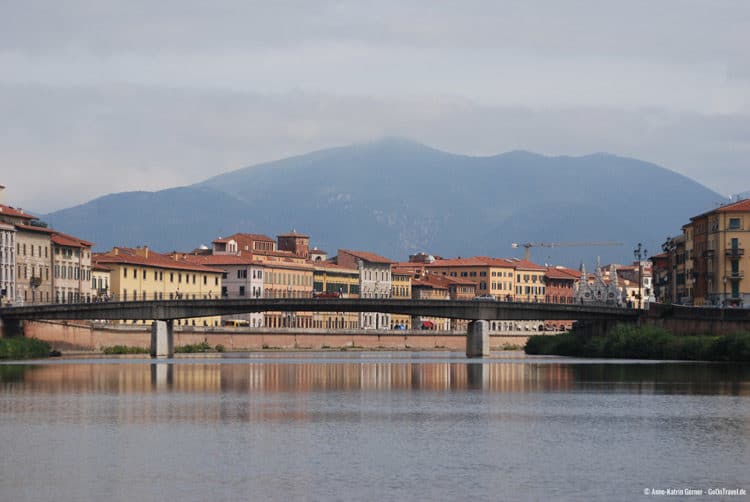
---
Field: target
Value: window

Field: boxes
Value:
[239,286,245,296]
[143,269,146,279]
[729,218,741,230]
[124,268,128,278]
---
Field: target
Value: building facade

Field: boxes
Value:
[14,225,53,305]
[687,199,750,307]
[180,253,266,327]
[336,249,393,329]
[52,232,93,303]
[424,257,517,300]
[390,268,413,329]
[91,262,111,302]
[312,262,360,329]
[0,222,15,305]
[94,246,223,326]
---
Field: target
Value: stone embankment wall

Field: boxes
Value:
[644,304,750,336]
[23,321,530,351]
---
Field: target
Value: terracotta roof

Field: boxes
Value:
[545,266,581,280]
[92,262,112,271]
[262,260,314,271]
[715,198,750,213]
[179,254,260,267]
[213,233,275,244]
[428,274,477,286]
[412,277,449,290]
[251,249,298,259]
[14,223,55,234]
[313,261,358,273]
[339,249,394,264]
[426,256,545,271]
[51,231,92,248]
[95,247,223,273]
[0,204,35,220]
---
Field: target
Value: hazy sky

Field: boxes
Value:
[2,1,748,213]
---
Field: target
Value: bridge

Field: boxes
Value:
[0,298,639,358]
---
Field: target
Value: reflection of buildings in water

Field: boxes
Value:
[6,360,579,395]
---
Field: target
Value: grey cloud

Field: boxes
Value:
[1,0,747,63]
[2,84,747,213]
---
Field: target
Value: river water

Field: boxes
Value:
[1,351,748,501]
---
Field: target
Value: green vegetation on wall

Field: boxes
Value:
[0,337,52,360]
[525,325,750,362]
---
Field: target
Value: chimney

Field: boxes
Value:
[0,185,4,204]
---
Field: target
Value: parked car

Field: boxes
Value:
[472,294,497,301]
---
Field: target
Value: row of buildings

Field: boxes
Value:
[0,184,656,331]
[652,198,750,308]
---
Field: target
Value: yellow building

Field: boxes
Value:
[262,260,314,328]
[513,259,547,302]
[93,246,223,326]
[312,262,360,329]
[411,277,451,330]
[688,199,750,307]
[683,223,695,303]
[425,257,520,300]
[390,268,412,329]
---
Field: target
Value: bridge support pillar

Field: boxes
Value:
[151,320,174,358]
[466,320,490,358]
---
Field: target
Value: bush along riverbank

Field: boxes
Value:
[0,337,53,360]
[525,324,750,362]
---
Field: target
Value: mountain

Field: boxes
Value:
[43,138,724,266]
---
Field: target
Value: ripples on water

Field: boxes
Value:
[1,352,748,501]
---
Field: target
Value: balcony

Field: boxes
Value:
[725,248,745,258]
[726,271,744,280]
[702,249,715,258]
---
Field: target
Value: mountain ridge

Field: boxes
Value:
[41,139,724,266]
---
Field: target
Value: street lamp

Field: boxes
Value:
[633,243,647,309]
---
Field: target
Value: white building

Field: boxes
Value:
[336,249,393,329]
[180,254,266,327]
[574,263,627,307]
[0,221,15,305]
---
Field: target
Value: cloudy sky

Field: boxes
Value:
[2,0,748,213]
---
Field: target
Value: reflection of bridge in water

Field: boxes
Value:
[3,358,746,426]
[1,298,639,357]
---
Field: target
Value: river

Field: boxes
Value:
[1,351,748,501]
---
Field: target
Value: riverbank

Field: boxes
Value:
[525,324,750,361]
[22,320,531,353]
[0,337,52,360]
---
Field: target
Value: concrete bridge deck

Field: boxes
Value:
[0,298,640,322]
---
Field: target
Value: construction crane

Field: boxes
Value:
[511,241,623,261]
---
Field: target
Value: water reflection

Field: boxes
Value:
[1,355,749,501]
[2,356,749,397]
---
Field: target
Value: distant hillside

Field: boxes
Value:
[43,138,724,266]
